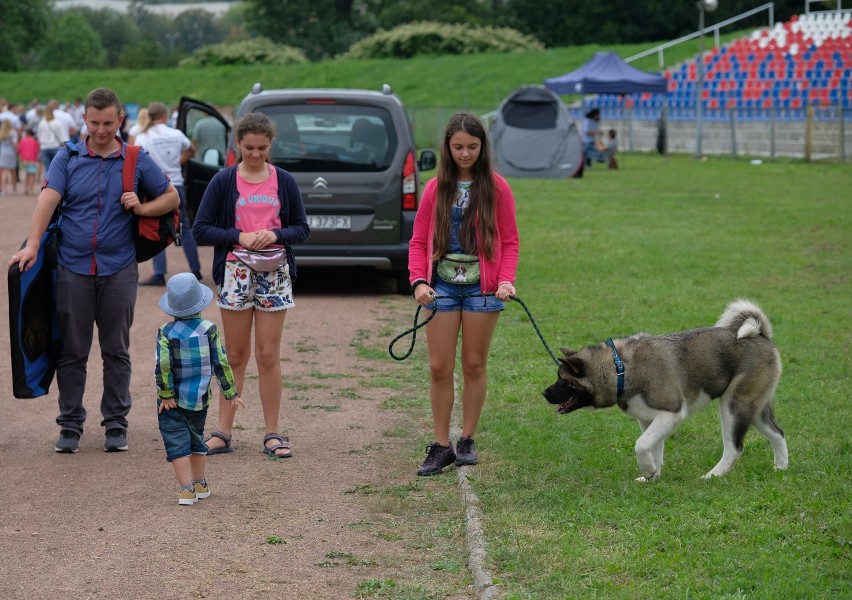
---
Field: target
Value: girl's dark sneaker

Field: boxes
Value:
[455,436,478,466]
[417,442,456,476]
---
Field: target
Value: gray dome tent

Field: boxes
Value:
[490,86,583,179]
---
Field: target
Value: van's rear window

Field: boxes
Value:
[256,105,398,172]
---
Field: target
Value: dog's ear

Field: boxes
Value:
[564,356,585,378]
[559,347,576,358]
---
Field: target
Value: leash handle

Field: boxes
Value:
[388,293,560,366]
[388,304,437,361]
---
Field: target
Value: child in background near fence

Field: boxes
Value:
[156,273,244,505]
[603,129,618,169]
[18,128,41,195]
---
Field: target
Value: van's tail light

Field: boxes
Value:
[402,151,417,210]
[226,148,236,167]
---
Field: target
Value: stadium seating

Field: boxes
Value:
[587,11,851,120]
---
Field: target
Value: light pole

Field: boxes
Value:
[695,0,718,159]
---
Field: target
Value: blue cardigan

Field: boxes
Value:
[191,165,310,285]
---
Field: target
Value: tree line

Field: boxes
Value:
[1,0,808,72]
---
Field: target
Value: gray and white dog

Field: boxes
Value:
[542,299,789,481]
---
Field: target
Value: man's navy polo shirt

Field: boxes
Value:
[45,138,171,276]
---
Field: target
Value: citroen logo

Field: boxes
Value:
[313,177,328,189]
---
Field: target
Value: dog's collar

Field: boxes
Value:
[606,338,625,398]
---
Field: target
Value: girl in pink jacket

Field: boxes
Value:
[408,112,520,476]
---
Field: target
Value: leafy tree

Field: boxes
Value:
[127,0,172,46]
[0,0,51,71]
[243,0,368,60]
[173,10,225,53]
[220,3,252,43]
[377,0,489,27]
[119,38,166,70]
[64,7,144,67]
[38,12,107,71]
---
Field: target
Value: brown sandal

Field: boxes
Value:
[262,433,292,458]
[205,431,233,455]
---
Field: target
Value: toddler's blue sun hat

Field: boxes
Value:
[159,272,213,317]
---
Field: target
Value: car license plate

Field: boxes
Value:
[308,215,351,230]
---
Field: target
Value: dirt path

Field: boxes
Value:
[0,189,474,599]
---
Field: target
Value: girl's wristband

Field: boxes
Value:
[410,279,428,296]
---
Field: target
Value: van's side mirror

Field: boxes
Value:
[418,149,436,172]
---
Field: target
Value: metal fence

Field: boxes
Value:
[408,105,851,161]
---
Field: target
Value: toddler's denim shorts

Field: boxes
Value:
[428,279,505,313]
[157,403,209,462]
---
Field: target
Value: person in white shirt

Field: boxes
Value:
[24,99,41,129]
[36,105,68,171]
[135,101,202,285]
[67,97,85,141]
[47,99,76,142]
[0,103,22,130]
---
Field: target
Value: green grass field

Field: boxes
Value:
[386,154,850,599]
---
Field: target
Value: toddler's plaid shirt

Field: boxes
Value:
[155,316,238,410]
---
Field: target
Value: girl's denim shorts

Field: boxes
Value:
[428,279,505,313]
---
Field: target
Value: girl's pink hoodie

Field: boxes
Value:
[408,173,519,292]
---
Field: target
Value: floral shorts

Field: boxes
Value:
[217,259,294,312]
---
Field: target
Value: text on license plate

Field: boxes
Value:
[308,215,351,230]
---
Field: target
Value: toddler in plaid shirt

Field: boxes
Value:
[156,273,244,505]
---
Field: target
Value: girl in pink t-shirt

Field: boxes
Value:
[191,112,310,460]
[17,129,41,195]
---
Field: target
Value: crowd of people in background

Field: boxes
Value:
[0,97,82,195]
[0,97,180,196]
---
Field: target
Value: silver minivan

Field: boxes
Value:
[178,84,436,292]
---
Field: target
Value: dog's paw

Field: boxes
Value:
[635,475,658,483]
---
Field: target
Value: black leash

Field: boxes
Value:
[388,292,560,366]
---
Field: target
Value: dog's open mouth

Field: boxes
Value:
[557,398,580,414]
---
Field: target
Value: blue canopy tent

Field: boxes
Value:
[543,51,668,95]
[544,52,668,163]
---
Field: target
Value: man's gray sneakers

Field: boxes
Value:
[55,430,80,453]
[104,428,128,452]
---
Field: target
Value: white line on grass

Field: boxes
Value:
[452,374,500,599]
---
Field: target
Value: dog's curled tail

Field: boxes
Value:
[715,298,774,340]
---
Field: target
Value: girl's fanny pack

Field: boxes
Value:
[436,253,479,285]
[232,247,287,272]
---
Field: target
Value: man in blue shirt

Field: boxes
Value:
[9,87,179,453]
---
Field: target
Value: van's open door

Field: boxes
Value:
[176,97,231,223]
